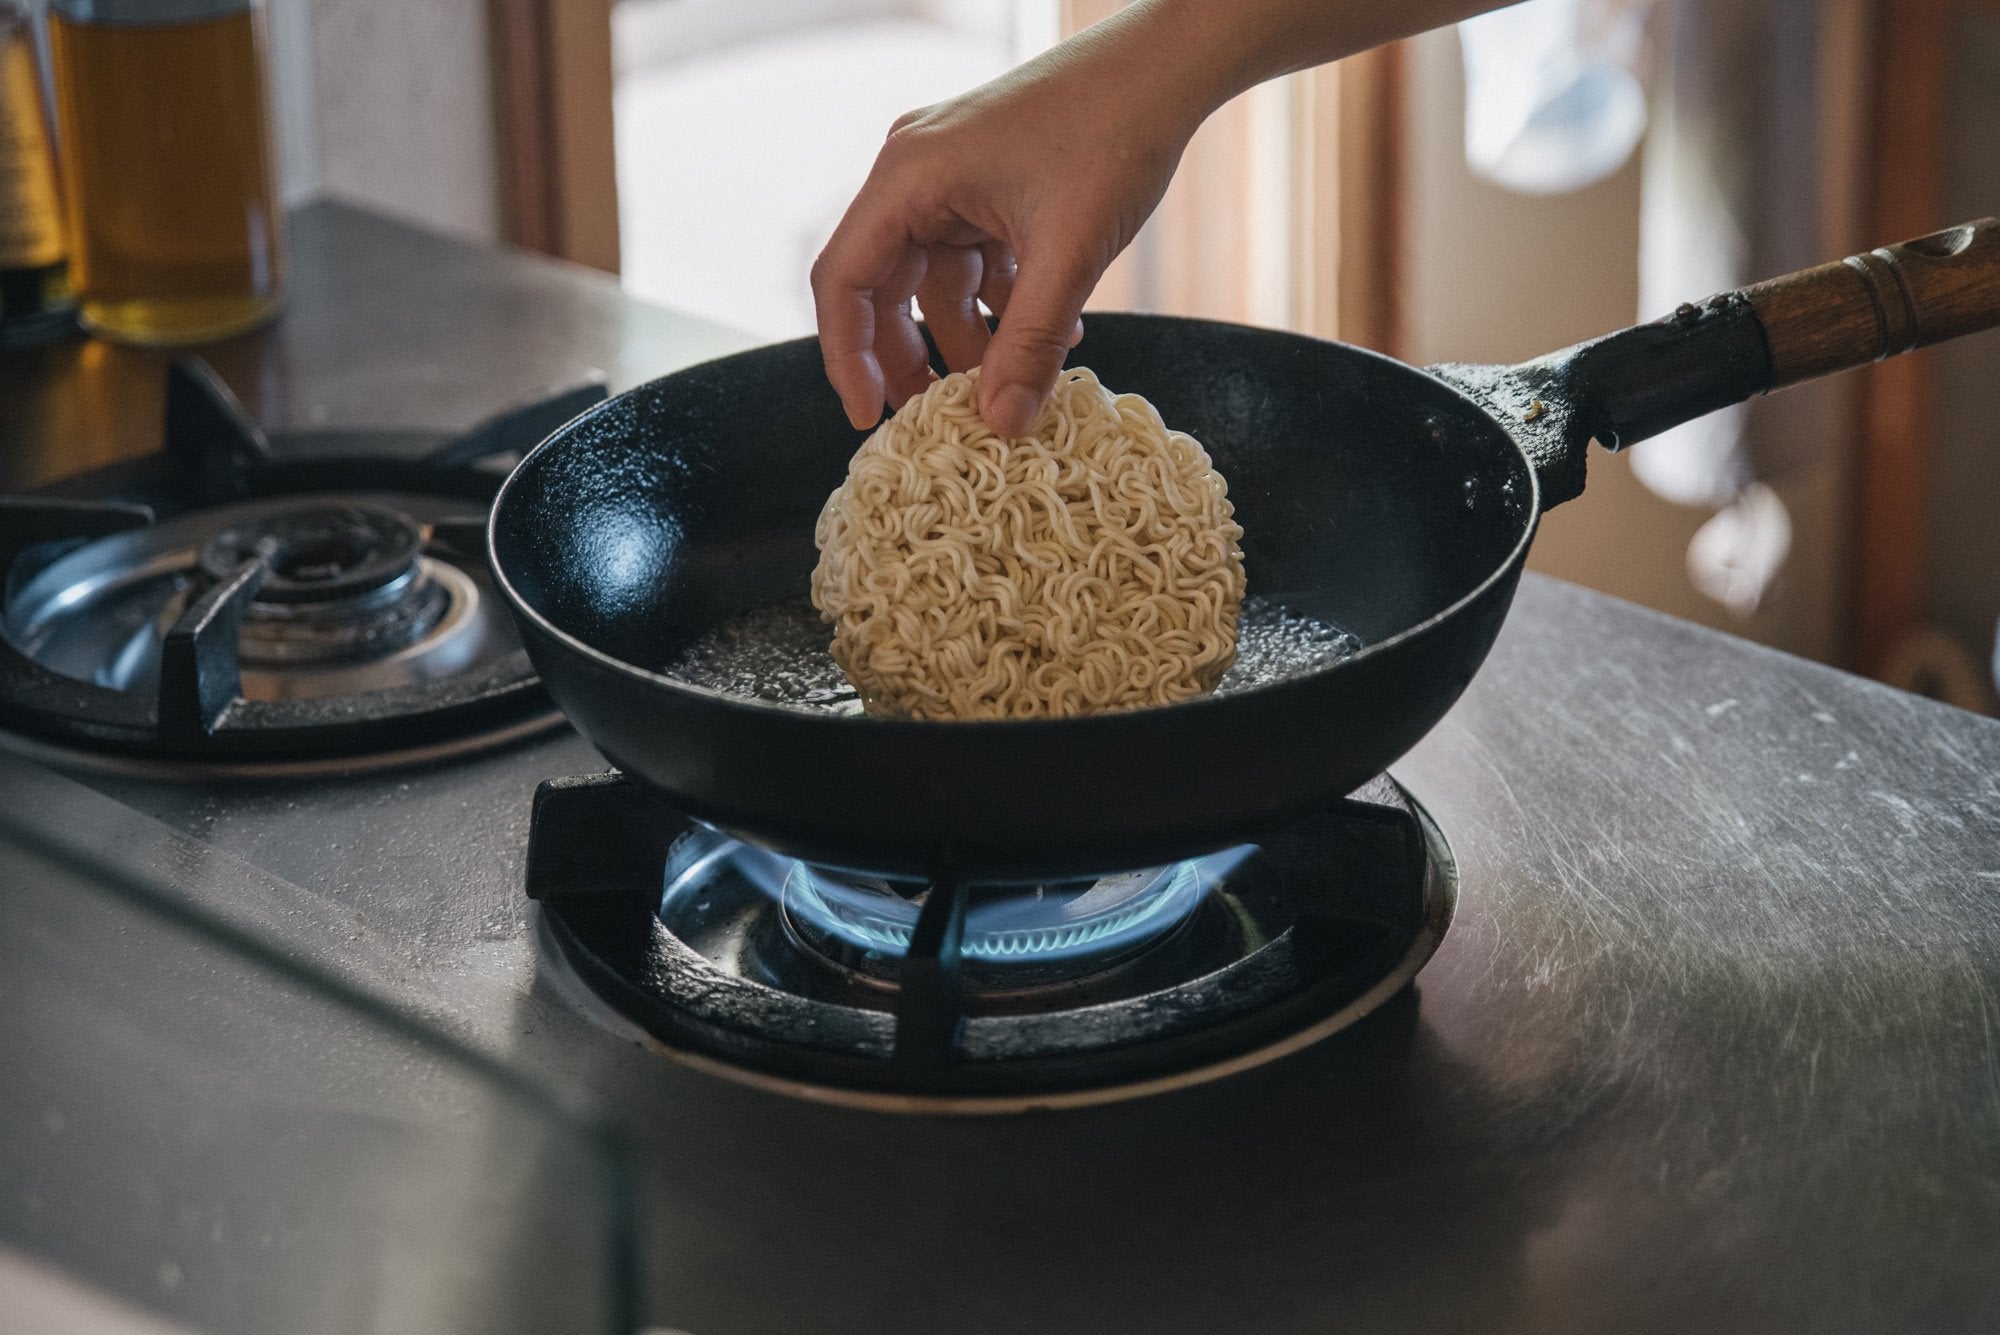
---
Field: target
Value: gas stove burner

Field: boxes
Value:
[655,831,1216,997]
[200,502,427,608]
[5,492,509,705]
[0,358,606,767]
[528,771,1456,1111]
[776,857,1210,992]
[199,503,454,671]
[195,503,468,683]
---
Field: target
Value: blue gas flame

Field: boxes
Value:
[659,826,1251,969]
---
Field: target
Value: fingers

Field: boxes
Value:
[817,217,1093,435]
[977,241,1082,358]
[976,245,1099,438]
[810,267,886,430]
[917,244,990,373]
[812,223,897,428]
[976,240,1017,319]
[873,245,936,410]
[815,189,945,429]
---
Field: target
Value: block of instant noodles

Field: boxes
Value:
[811,367,1245,719]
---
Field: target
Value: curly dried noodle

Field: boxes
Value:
[811,367,1246,720]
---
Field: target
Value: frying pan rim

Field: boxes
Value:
[487,317,1543,734]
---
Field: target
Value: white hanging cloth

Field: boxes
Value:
[1461,0,1829,616]
[1458,0,1654,196]
[1634,0,1828,613]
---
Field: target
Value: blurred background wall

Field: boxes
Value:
[267,0,505,240]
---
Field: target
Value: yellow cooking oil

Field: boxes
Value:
[48,0,283,346]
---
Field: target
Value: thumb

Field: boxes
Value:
[977,247,1098,437]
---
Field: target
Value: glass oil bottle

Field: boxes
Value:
[47,0,283,345]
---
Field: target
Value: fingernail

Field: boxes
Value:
[988,385,1040,437]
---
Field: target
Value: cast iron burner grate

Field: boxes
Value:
[528,770,1456,1110]
[0,359,605,765]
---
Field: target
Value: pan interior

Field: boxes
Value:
[493,316,1535,708]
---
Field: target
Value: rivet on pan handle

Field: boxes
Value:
[1743,219,2000,388]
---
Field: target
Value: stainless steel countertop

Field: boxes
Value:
[4,203,1998,1335]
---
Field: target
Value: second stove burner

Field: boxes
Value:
[0,358,602,765]
[200,503,453,669]
[200,502,425,606]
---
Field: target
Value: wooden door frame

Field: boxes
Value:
[1852,0,2000,674]
[489,0,620,273]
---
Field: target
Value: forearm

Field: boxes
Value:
[1082,0,1506,128]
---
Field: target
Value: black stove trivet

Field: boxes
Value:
[0,359,602,762]
[528,770,1456,1109]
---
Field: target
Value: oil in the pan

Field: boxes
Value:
[1217,598,1364,694]
[660,596,1362,713]
[660,598,863,713]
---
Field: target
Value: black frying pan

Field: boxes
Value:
[492,220,2000,881]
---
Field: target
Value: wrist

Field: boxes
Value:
[1048,1,1258,144]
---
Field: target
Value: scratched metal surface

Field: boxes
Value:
[5,207,1999,1333]
[1393,576,2000,1331]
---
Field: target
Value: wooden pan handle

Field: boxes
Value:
[1742,218,2000,388]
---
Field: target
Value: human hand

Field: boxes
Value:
[810,7,1215,437]
[811,0,1505,434]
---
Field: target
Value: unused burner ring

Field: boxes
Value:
[199,502,424,606]
[234,559,453,667]
[0,486,549,763]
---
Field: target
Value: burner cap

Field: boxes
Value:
[200,503,424,606]
[197,502,454,668]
